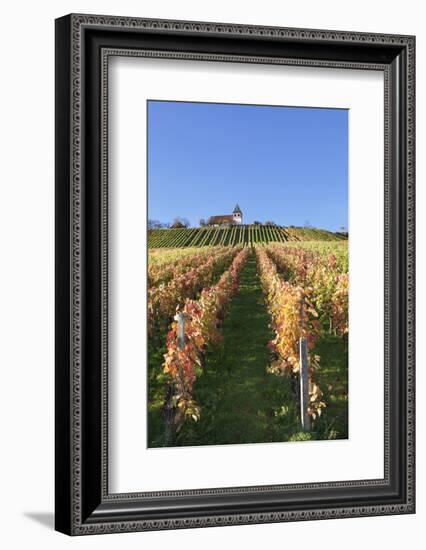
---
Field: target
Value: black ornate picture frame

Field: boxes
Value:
[55,13,415,535]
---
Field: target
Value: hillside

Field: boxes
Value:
[148,225,347,248]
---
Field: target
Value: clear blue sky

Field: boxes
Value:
[148,100,348,231]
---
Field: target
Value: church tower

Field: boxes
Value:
[232,204,243,225]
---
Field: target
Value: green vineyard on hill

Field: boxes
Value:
[148,225,346,248]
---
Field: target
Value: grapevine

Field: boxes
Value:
[255,246,326,419]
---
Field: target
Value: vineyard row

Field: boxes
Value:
[162,248,250,439]
[148,246,240,337]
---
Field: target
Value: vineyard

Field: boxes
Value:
[148,224,346,248]
[148,241,349,447]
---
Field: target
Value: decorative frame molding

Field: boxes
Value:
[55,14,415,535]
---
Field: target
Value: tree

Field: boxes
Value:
[171,217,190,229]
[253,220,262,225]
[199,218,206,227]
[264,220,276,226]
[148,219,169,230]
[171,220,184,229]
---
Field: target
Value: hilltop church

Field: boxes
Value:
[207,204,243,226]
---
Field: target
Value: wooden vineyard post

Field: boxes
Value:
[299,296,311,431]
[177,312,186,350]
[299,337,311,432]
[164,312,187,447]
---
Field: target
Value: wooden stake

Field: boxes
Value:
[177,312,186,350]
[299,336,311,431]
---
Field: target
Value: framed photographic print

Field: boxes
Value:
[55,14,415,535]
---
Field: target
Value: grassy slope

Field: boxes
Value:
[311,336,349,439]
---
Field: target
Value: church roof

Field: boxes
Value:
[208,215,234,224]
[233,203,242,214]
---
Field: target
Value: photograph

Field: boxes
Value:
[147,100,349,448]
[52,9,415,538]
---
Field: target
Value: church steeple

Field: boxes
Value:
[232,204,243,224]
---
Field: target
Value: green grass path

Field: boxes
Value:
[176,252,300,446]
